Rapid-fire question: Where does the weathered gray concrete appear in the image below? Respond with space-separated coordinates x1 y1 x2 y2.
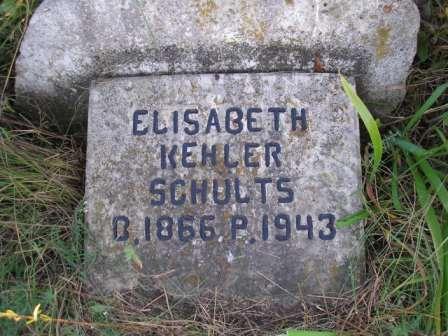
85 72 363 302
16 0 419 124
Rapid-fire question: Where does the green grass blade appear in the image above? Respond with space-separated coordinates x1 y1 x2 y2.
434 278 443 336
435 128 448 153
405 153 443 264
404 153 444 333
417 160 448 214
444 250 448 332
442 111 448 123
336 209 369 229
395 138 448 213
405 82 448 133
340 75 383 179
392 151 403 211
392 137 429 156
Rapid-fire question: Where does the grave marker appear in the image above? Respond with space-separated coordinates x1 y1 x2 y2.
86 72 363 302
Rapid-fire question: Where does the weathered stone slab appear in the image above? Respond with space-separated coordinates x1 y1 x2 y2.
16 0 419 124
85 72 363 303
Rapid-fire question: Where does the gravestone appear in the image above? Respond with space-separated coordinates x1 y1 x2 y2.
15 0 420 124
86 72 362 301
15 0 421 303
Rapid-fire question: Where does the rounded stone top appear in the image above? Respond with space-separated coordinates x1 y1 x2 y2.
15 0 419 124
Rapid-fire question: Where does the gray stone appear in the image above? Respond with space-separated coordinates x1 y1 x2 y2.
85 72 363 303
16 0 419 124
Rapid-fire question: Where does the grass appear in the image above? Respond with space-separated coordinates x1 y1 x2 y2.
340 75 383 181
0 0 448 335
0 117 84 335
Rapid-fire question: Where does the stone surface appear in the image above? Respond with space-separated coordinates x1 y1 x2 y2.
85 72 363 302
16 0 419 124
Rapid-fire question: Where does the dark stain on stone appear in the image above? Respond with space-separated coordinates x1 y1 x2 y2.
97 43 366 81
313 53 325 73
32 43 368 129
289 129 307 138
383 4 393 13
285 0 294 5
